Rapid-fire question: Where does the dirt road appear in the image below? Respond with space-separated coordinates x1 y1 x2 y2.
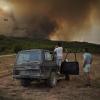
0 54 100 100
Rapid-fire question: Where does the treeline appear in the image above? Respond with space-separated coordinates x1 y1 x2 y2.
0 35 100 55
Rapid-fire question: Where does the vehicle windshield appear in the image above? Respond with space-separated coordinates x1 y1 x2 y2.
16 51 41 65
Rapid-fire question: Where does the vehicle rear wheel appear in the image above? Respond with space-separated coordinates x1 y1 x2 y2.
65 74 70 81
48 72 57 88
21 79 31 87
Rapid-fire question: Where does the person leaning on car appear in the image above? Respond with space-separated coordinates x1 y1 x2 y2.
54 42 63 71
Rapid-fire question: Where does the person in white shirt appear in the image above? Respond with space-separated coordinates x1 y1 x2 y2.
54 42 63 70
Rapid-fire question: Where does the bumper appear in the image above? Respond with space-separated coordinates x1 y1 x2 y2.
13 74 48 80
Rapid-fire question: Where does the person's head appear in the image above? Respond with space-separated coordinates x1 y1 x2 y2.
55 45 58 48
84 48 89 52
58 42 62 47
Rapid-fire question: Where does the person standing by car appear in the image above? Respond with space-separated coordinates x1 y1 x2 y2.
54 42 63 72
83 48 93 86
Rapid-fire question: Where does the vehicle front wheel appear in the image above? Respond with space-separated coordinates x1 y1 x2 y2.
20 79 31 87
65 74 70 81
48 72 57 88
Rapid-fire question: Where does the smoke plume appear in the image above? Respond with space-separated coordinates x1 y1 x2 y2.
0 0 100 43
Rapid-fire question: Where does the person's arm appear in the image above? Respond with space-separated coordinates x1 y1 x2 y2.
83 54 86 68
83 60 87 68
54 48 57 53
53 48 57 59
62 47 64 60
90 54 93 64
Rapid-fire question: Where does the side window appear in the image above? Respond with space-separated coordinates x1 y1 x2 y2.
45 52 52 61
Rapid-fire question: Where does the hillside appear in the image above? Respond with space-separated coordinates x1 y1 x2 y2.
0 35 100 55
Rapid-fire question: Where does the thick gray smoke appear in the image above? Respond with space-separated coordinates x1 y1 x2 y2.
0 0 100 43
23 15 58 39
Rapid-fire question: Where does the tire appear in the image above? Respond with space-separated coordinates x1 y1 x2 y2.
20 79 31 87
48 72 57 88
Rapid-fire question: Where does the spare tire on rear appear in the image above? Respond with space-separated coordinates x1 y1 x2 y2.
60 61 79 75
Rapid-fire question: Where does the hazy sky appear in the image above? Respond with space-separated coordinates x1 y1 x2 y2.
0 0 100 44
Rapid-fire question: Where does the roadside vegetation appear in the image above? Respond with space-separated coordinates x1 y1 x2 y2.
0 35 100 55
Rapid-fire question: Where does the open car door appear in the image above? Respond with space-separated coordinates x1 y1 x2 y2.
60 52 79 75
